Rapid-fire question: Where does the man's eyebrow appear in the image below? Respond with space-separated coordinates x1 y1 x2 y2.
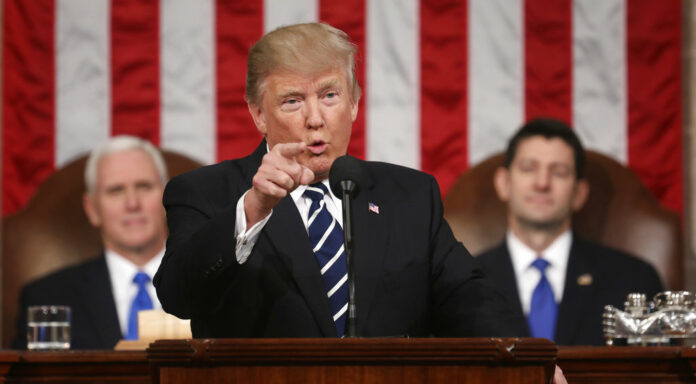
316 78 342 92
275 89 303 102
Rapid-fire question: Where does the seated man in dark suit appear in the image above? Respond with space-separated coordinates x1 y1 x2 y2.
14 135 169 349
154 22 527 340
476 118 664 346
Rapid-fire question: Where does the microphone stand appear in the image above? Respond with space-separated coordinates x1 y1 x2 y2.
339 180 357 338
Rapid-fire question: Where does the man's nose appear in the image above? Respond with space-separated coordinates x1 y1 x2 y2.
534 169 552 190
305 98 323 129
124 189 141 210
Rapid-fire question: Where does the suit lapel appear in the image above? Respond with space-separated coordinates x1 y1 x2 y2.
496 244 528 334
555 239 596 344
264 196 336 337
351 164 390 335
82 257 122 346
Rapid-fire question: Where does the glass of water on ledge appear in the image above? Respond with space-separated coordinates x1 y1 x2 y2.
27 305 70 350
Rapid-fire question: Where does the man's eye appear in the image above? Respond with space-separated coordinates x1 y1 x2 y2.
106 187 124 196
552 167 572 178
325 92 337 98
281 98 302 110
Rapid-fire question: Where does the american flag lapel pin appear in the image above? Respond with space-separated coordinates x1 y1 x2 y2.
368 202 380 214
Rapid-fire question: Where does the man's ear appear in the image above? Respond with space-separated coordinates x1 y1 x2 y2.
350 98 359 122
571 179 590 212
83 193 101 227
493 167 511 202
248 103 267 137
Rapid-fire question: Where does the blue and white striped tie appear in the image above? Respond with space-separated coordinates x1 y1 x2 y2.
304 183 348 337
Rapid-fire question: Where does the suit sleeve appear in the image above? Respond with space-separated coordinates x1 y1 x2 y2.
425 175 527 337
154 173 244 319
641 259 665 299
12 287 30 349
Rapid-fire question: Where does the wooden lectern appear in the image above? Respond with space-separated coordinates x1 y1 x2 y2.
147 338 557 384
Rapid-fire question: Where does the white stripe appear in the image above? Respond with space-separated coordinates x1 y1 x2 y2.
366 0 420 169
327 274 348 298
160 0 216 165
307 200 324 227
573 0 627 164
313 218 336 253
333 303 348 321
55 0 110 167
306 185 324 194
468 0 524 165
263 0 318 33
321 245 345 275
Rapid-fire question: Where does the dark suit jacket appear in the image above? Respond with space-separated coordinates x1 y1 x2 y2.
154 141 526 338
13 256 122 349
476 237 664 345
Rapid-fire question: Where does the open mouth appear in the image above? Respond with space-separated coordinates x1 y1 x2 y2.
308 140 327 154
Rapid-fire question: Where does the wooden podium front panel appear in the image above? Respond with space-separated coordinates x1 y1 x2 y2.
558 346 695 384
5 350 149 383
148 338 557 384
158 364 548 384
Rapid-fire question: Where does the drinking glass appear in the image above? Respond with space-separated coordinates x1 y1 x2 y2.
26 305 71 350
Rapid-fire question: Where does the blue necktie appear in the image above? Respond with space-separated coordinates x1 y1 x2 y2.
126 271 153 340
304 183 348 337
527 258 558 340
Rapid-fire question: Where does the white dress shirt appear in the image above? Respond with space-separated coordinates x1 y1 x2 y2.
507 230 571 315
105 248 164 336
234 179 342 264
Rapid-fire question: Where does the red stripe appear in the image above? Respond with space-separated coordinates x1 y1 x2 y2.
420 0 469 197
524 0 572 124
627 1 682 213
320 0 366 161
215 0 264 161
2 0 55 216
111 0 160 144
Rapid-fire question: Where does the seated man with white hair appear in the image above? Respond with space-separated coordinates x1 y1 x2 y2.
13 135 169 349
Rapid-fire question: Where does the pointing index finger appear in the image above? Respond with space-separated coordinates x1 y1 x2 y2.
274 142 307 159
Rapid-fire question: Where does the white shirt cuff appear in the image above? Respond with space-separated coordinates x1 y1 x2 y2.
234 190 272 264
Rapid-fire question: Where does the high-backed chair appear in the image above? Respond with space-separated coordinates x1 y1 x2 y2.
2 151 202 348
443 150 683 291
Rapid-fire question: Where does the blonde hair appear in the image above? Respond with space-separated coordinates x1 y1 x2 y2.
246 23 361 106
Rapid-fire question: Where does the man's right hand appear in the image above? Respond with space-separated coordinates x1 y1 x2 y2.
244 142 314 228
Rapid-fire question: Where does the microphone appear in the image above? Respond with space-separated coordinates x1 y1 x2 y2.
329 155 363 338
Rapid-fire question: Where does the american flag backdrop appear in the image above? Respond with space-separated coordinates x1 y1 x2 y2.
2 0 682 216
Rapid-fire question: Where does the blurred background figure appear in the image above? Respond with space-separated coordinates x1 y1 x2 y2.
475 118 663 346
13 136 168 349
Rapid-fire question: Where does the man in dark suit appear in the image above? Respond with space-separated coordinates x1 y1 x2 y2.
476 118 663 346
14 136 169 349
154 22 526 340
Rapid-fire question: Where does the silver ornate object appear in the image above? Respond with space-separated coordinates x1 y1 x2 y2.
603 291 696 346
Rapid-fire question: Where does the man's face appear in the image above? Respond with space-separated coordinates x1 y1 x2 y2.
494 136 588 231
248 68 358 182
83 149 167 256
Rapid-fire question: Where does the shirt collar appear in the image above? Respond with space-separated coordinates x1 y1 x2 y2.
105 247 165 280
290 179 336 204
507 229 572 274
